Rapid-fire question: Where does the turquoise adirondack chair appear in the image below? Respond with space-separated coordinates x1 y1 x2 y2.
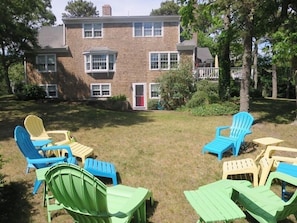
44 163 153 223
202 111 254 160
14 126 77 194
233 171 297 223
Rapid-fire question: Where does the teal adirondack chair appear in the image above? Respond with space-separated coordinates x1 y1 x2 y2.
202 111 254 160
233 171 297 223
44 163 153 223
14 126 77 194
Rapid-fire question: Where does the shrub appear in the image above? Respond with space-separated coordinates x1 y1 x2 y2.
14 83 46 100
186 80 219 108
148 99 159 110
107 94 127 102
190 102 239 116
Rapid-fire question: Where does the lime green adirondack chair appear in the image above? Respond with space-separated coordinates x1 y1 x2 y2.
233 171 297 223
44 163 153 223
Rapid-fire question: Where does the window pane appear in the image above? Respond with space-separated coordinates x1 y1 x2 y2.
154 22 162 36
48 85 57 97
84 24 92 37
109 54 114 70
101 84 110 95
160 53 168 69
151 84 160 98
47 55 56 71
144 22 152 36
98 55 107 69
91 85 101 96
92 55 100 69
150 53 159 69
134 22 142 36
93 23 102 37
170 53 178 69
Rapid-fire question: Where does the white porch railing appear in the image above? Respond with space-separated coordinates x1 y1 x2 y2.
194 67 245 80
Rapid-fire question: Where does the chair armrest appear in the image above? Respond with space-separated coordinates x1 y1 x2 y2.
42 145 73 157
27 156 66 165
31 136 52 141
264 146 297 158
265 171 297 188
216 126 230 136
118 188 150 215
46 130 71 141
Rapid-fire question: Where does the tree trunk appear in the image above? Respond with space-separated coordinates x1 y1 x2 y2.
253 40 258 89
218 9 231 101
272 64 277 98
240 30 252 112
1 47 13 94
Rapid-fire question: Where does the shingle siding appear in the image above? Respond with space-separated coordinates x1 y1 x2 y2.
26 16 195 109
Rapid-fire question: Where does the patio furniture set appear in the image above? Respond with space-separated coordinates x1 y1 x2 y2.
14 112 297 223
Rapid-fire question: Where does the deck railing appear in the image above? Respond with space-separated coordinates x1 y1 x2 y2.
194 67 246 80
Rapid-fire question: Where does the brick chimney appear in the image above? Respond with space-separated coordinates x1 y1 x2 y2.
102 4 112 16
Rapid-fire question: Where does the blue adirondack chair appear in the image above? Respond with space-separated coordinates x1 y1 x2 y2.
202 111 254 160
14 126 77 194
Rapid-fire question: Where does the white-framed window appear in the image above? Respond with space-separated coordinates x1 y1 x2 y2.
149 83 160 99
133 22 163 37
84 54 115 73
36 54 56 72
40 84 58 98
83 23 102 38
149 52 179 70
90 83 111 97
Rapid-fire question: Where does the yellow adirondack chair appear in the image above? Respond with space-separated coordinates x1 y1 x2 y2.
24 115 94 164
24 114 72 145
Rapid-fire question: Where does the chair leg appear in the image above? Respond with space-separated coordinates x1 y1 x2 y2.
33 179 43 194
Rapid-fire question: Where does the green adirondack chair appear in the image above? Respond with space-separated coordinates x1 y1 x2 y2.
233 171 297 223
44 163 153 223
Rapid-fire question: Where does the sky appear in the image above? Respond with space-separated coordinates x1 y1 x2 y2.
51 0 164 25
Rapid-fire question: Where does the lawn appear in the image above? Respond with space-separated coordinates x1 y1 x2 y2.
0 96 296 223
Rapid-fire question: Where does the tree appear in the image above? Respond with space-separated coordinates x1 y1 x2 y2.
63 0 99 18
0 0 55 94
179 0 290 112
150 0 180 15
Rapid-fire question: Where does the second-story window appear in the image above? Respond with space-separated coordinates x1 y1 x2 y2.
84 54 115 73
83 23 102 38
134 22 163 37
36 54 56 72
149 52 179 70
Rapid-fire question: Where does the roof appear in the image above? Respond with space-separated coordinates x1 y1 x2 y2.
37 26 68 52
176 39 196 51
196 47 213 63
83 47 117 54
62 15 180 24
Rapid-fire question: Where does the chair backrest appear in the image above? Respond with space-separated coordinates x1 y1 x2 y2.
14 126 47 169
230 112 254 139
45 163 110 223
24 115 50 139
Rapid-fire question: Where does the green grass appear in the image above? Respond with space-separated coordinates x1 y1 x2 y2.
0 95 296 223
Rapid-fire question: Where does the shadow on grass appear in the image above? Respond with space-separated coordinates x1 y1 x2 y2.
250 98 296 124
0 95 155 141
0 180 34 223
